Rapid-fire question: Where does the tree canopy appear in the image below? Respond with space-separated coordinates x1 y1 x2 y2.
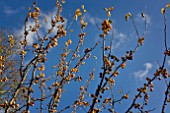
0 1 170 113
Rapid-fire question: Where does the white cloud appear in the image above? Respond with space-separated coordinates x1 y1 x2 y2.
3 6 24 15
145 14 151 24
134 63 152 80
84 13 127 51
4 7 18 14
16 8 66 45
111 30 127 50
136 13 151 25
16 21 38 45
168 60 170 66
84 13 102 25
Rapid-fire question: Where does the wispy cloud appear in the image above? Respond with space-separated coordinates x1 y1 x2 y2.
136 13 151 25
144 14 151 24
84 13 127 51
16 8 66 45
168 60 170 66
3 6 25 15
16 21 39 45
133 63 152 80
111 30 127 50
84 13 102 25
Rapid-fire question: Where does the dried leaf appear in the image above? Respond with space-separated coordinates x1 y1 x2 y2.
141 13 145 18
74 8 82 20
166 4 170 8
107 11 111 17
81 5 84 9
108 6 114 11
125 13 131 21
108 19 112 23
161 8 165 14
94 56 97 59
70 29 73 32
104 8 108 11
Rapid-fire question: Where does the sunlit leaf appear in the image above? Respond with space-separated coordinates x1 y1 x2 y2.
34 7 40 12
161 8 165 14
0 56 3 60
125 13 131 21
94 56 97 59
8 35 13 39
166 4 170 8
74 8 82 20
81 5 84 9
108 6 114 11
77 12 82 16
70 29 73 32
75 8 81 14
141 13 145 18
107 11 111 17
74 14 78 20
104 8 108 11
108 19 112 23
61 0 65 3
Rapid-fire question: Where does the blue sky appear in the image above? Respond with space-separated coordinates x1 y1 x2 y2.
0 0 170 113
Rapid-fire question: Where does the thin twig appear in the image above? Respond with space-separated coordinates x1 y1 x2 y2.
161 82 170 113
